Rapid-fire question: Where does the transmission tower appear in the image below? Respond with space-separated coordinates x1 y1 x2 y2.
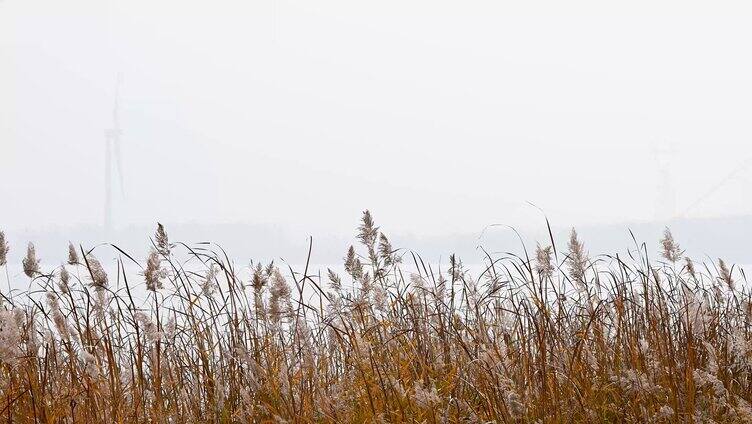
104 74 125 231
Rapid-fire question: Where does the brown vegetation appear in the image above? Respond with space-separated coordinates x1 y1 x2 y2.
1 213 751 423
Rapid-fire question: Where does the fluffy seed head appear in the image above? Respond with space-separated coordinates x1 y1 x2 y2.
202 264 218 297
535 243 554 279
0 230 8 266
155 223 170 256
0 309 22 364
660 228 682 263
85 255 108 290
718 259 734 290
22 242 40 278
251 263 267 292
144 249 164 291
344 246 363 279
685 257 696 279
135 312 161 344
378 233 399 267
58 266 71 294
357 210 379 249
269 268 291 323
567 229 588 287
327 268 342 292
67 243 79 265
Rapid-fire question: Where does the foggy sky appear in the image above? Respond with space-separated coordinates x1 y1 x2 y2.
3 0 752 237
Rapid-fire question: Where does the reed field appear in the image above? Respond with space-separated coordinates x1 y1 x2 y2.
1 211 751 423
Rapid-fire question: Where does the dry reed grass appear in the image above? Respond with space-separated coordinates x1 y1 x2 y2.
1 212 752 423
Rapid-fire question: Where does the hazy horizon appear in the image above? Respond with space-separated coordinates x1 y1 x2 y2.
4 0 752 237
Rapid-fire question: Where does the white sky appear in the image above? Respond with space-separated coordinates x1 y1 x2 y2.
2 0 752 236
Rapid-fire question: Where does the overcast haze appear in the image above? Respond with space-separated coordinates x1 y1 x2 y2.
3 0 752 238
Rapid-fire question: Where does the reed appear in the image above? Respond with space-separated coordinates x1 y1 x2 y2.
0 214 751 423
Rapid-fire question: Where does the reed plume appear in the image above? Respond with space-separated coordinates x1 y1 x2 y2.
22 242 40 278
566 228 587 289
0 230 8 266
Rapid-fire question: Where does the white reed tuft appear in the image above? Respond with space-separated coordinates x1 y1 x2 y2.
67 242 79 265
567 229 588 289
535 243 554 279
85 255 109 290
155 223 170 256
144 248 165 291
0 230 8 266
659 227 683 263
0 309 22 364
22 242 40 278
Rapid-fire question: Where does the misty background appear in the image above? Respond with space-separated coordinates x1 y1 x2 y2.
2 0 752 269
